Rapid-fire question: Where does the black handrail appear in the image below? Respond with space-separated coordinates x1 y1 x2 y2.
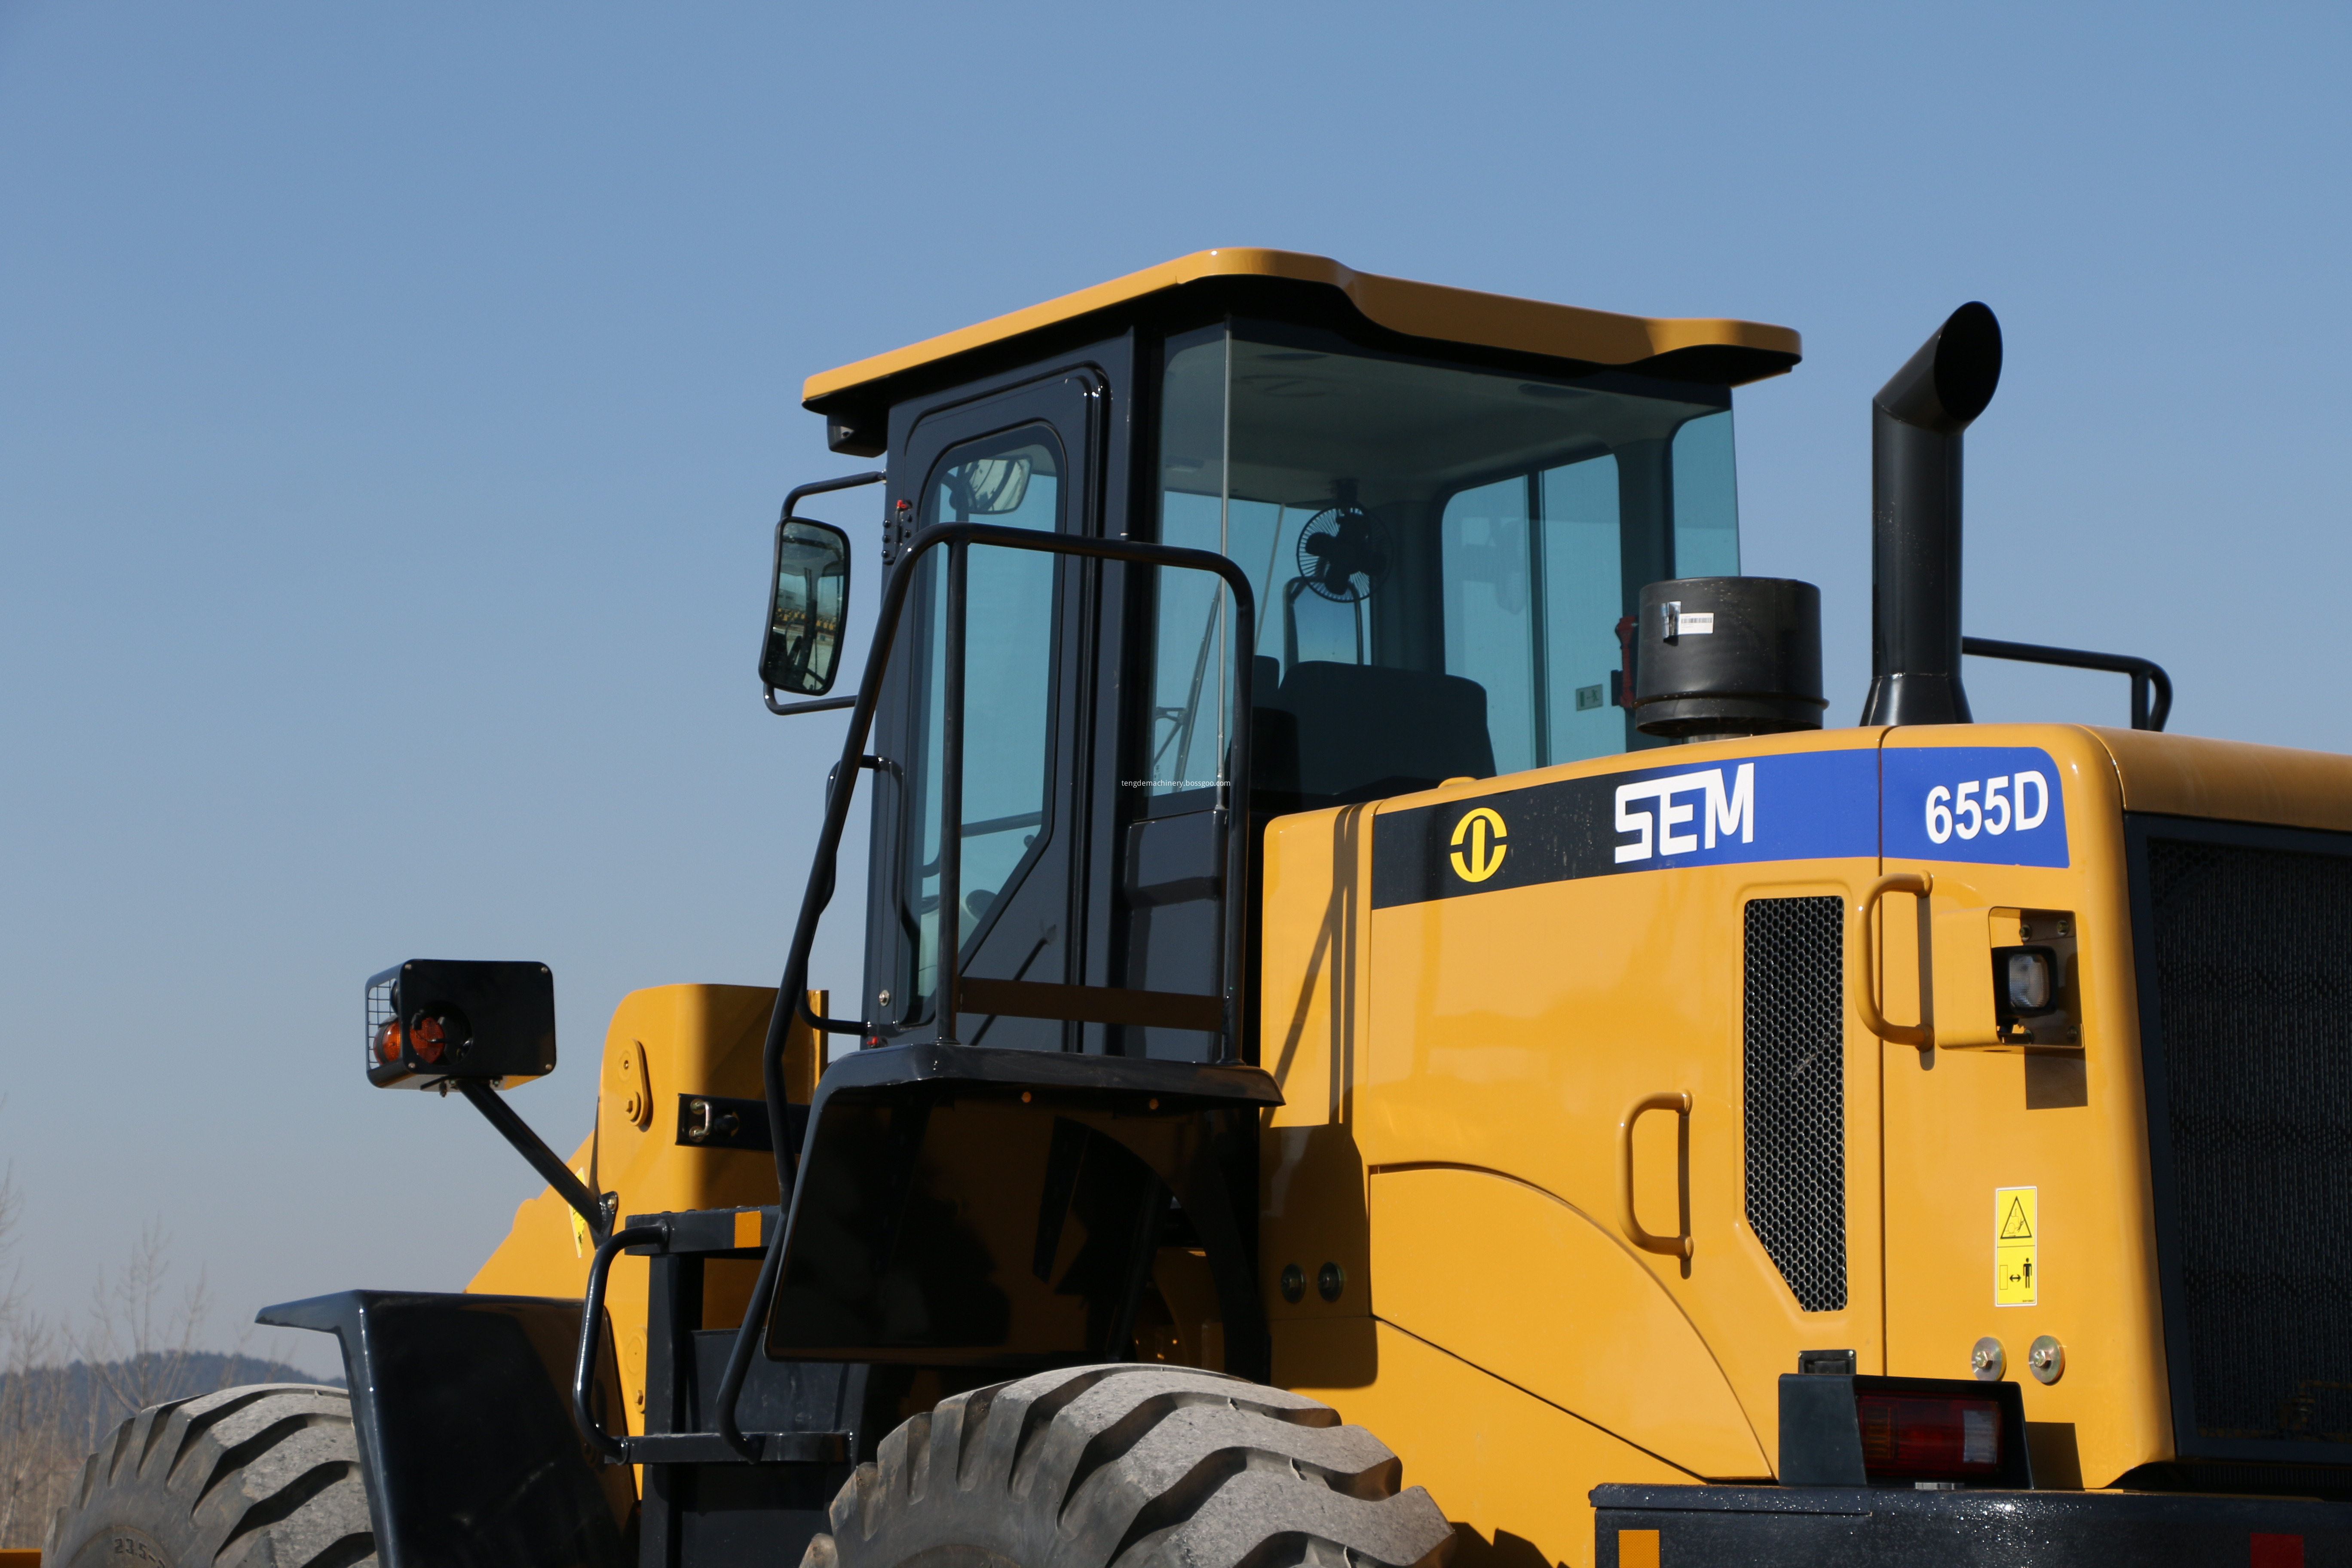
709 519 1258 1457
574 1223 663 1461
1962 636 2173 732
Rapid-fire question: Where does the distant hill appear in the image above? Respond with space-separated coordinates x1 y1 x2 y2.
0 1351 344 1447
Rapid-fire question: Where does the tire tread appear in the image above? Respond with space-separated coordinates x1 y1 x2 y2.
805 1364 1451 1568
43 1384 377 1568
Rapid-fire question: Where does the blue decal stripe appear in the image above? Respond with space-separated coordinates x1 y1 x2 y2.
1880 747 2071 869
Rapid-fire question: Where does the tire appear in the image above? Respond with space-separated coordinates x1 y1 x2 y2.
803 1363 1454 1568
44 1383 377 1568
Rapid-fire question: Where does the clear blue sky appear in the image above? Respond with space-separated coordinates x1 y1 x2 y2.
3 3 2345 1375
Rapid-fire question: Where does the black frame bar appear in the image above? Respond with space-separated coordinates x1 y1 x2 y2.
939 539 969 1040
1595 1481 2352 1566
1963 634 2173 731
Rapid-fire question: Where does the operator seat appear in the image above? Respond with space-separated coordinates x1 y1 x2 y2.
1272 660 1496 803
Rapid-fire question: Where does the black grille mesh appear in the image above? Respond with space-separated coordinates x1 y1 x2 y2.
2147 836 2352 1446
1743 895 1847 1312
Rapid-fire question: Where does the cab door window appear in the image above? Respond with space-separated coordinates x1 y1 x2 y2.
898 429 1064 1020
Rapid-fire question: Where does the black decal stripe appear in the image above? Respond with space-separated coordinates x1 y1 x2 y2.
1372 773 1632 910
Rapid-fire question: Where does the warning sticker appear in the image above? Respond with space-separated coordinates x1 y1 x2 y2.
1995 1187 2038 1306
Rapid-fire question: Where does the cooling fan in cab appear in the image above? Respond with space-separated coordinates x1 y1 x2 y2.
1295 506 1392 603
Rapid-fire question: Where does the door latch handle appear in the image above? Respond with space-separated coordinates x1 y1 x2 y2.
1619 1091 1693 1260
1855 871 1934 1046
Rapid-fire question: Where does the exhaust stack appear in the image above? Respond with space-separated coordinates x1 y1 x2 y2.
1859 303 2004 726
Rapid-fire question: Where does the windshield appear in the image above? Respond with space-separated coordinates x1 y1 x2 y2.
1148 324 1739 808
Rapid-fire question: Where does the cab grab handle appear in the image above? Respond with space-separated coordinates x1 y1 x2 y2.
1618 1091 1693 1260
1854 872 1933 1047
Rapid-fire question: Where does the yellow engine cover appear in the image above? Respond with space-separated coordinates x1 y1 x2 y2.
1257 722 2352 1566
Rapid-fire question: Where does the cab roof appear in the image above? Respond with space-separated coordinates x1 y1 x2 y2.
802 249 1802 454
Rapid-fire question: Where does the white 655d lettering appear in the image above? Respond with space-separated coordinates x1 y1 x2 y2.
1924 771 2049 844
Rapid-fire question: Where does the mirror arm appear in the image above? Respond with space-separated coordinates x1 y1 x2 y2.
782 469 885 521
763 691 857 717
453 1078 610 1246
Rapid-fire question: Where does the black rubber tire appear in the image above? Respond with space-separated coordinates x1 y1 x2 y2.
44 1383 377 1568
802 1363 1454 1568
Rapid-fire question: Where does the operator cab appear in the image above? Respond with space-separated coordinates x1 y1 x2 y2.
793 251 1801 1062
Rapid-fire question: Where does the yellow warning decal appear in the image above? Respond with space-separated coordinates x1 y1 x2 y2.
1995 1186 2038 1306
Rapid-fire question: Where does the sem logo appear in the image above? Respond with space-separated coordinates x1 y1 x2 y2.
1449 807 1509 882
1614 764 1754 864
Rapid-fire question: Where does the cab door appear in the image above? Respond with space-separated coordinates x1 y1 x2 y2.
864 370 1103 1049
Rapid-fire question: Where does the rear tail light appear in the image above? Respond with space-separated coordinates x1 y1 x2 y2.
1779 1370 2031 1488
1856 1394 2003 1481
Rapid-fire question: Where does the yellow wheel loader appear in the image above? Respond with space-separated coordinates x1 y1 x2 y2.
45 252 2352 1568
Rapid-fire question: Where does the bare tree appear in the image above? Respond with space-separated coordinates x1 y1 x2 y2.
73 1218 231 1423
0 1205 270 1548
0 1166 75 1549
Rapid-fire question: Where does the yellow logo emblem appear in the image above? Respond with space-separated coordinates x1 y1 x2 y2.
1449 807 1509 882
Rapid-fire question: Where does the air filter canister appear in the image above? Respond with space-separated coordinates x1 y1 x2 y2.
1633 577 1826 738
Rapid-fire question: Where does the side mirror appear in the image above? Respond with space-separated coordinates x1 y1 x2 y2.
366 959 557 1089
760 518 851 699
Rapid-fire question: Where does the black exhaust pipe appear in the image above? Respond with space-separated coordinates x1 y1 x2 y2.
1859 303 2003 726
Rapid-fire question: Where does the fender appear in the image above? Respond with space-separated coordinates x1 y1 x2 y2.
260 1289 635 1568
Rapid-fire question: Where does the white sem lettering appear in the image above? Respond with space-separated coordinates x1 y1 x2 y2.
1984 775 2010 834
1706 763 1755 847
1954 780 1982 839
1614 781 1657 863
1659 786 1699 854
1617 767 1747 861
1926 785 1953 844
2015 770 2049 830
